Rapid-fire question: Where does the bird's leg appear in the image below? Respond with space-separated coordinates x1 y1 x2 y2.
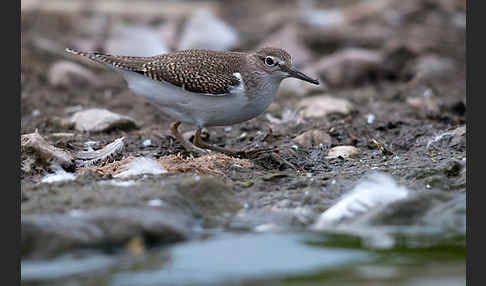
169 121 207 154
193 127 240 155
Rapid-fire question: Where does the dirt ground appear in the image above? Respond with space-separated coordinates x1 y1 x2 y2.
21 0 466 266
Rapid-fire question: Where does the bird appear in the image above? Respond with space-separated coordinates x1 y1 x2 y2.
65 47 319 154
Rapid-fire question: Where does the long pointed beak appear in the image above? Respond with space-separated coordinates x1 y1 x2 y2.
284 66 319 85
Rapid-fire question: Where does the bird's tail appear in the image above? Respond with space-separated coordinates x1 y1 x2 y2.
65 48 148 72
65 48 107 65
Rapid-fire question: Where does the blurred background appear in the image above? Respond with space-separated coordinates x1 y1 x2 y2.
21 1 466 285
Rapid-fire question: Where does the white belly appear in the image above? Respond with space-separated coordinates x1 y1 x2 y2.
120 71 277 127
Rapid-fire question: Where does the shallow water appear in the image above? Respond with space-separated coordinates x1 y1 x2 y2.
21 225 465 286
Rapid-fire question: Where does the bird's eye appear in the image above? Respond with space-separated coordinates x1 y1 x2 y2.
265 56 276 66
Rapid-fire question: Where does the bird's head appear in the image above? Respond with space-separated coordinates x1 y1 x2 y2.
250 47 319 85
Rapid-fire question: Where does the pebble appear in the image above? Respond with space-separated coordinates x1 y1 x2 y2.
367 114 376 124
105 24 168 57
142 139 152 147
178 9 238 51
257 24 313 67
304 48 383 87
48 61 102 88
297 95 353 118
64 108 138 132
406 96 440 114
114 157 167 179
325 146 360 159
277 77 326 97
293 129 332 148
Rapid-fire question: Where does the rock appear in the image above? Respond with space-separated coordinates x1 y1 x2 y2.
449 126 466 149
410 54 456 82
105 24 168 57
297 95 353 118
21 131 75 170
48 61 103 88
158 17 185 51
293 129 332 147
113 157 167 178
426 126 466 151
406 96 440 114
277 77 326 97
178 9 238 51
41 166 77 183
325 146 360 159
300 8 346 28
312 173 409 229
266 108 304 126
301 0 394 28
422 193 466 233
64 108 138 132
313 172 465 232
257 24 313 67
21 174 242 258
301 22 392 52
360 191 463 229
175 176 242 227
21 208 188 259
305 48 383 87
21 214 104 259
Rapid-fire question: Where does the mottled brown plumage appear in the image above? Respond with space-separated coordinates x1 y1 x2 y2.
65 46 319 155
66 48 246 94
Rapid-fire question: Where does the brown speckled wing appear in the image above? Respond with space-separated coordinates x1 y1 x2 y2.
141 50 244 95
67 48 244 95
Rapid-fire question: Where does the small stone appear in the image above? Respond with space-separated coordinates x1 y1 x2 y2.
21 208 187 259
406 96 440 114
305 48 383 87
325 146 360 159
366 114 376 124
293 129 332 147
65 108 138 132
301 8 346 28
297 95 353 118
41 166 77 184
277 77 326 97
142 139 152 147
178 9 238 51
410 54 456 82
257 24 313 67
48 61 103 88
237 180 254 188
157 17 184 51
105 24 168 57
113 157 167 179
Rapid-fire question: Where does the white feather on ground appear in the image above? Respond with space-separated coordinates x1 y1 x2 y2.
113 157 167 178
75 137 125 167
41 165 77 183
312 172 409 230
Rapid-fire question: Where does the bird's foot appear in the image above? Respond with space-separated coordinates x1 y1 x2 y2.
192 128 240 155
170 121 208 155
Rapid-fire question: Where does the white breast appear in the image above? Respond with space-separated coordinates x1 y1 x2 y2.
120 71 278 127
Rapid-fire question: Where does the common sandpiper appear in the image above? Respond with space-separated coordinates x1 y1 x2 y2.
66 47 319 154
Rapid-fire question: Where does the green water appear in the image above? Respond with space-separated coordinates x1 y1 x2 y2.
21 225 466 286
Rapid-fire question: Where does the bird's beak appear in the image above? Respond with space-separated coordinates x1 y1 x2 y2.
283 65 319 85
